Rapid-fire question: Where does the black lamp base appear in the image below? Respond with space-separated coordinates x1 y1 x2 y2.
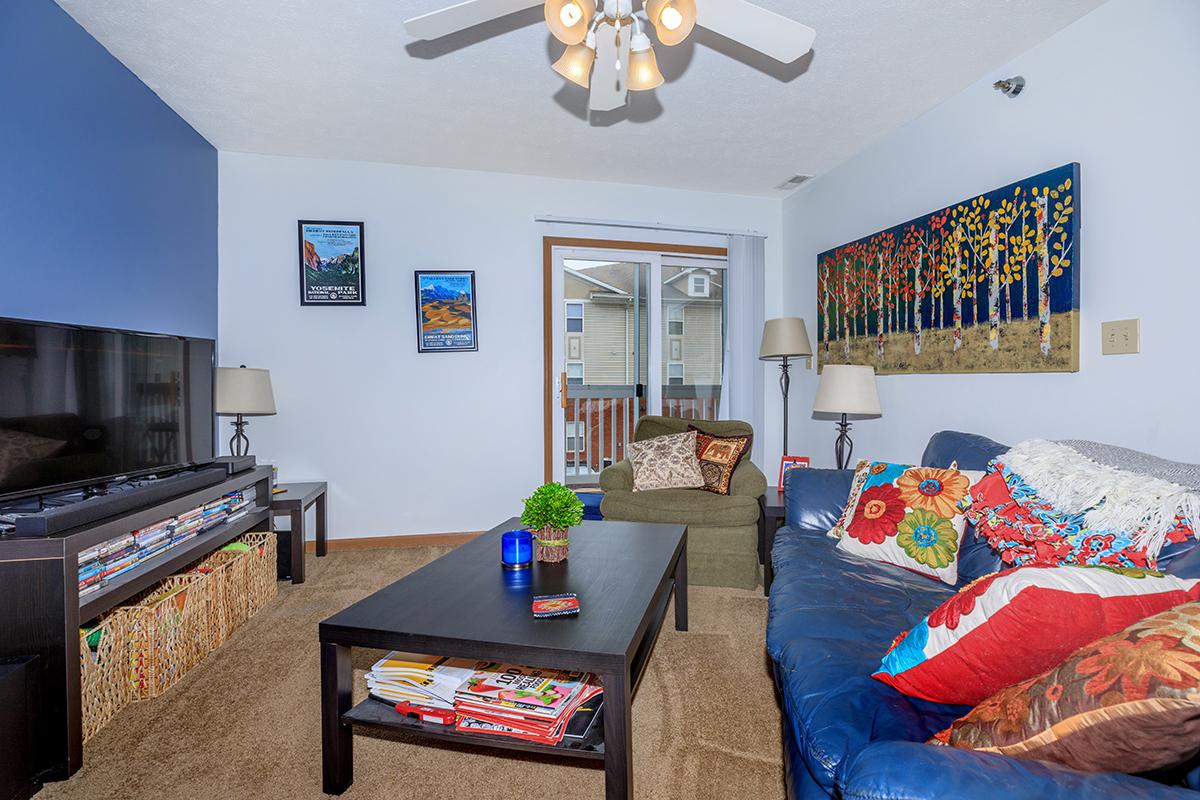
228 414 250 457
834 414 854 470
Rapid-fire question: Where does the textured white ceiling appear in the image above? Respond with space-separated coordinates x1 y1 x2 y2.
56 0 1105 196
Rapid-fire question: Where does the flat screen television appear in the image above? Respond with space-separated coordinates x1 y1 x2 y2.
0 317 215 501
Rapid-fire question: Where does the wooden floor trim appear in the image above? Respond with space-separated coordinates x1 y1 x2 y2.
304 531 482 553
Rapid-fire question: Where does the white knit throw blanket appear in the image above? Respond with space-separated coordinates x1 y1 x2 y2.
1001 439 1200 553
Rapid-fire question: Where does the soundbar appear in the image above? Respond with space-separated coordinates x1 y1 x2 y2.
12 467 229 538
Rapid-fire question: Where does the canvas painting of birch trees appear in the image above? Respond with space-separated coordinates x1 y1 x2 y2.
816 163 1080 375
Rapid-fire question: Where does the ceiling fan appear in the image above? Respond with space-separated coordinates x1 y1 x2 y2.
404 0 815 111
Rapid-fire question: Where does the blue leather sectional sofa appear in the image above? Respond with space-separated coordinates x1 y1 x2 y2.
767 430 1200 799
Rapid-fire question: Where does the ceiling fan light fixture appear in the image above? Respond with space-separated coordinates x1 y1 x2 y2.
627 32 663 91
545 0 596 44
645 0 695 45
552 39 596 87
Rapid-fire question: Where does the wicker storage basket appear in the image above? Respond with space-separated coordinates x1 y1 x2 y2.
194 549 250 643
80 609 131 741
237 531 278 613
126 574 209 700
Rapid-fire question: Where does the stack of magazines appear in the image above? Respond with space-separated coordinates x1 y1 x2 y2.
77 488 255 601
365 653 603 746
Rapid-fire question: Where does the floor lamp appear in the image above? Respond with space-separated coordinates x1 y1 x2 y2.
812 364 881 469
759 318 813 465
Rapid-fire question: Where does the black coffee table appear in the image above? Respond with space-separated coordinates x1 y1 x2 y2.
319 518 688 799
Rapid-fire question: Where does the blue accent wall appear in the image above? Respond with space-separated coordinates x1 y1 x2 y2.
0 0 217 339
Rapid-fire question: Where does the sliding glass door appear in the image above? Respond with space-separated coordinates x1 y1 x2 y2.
550 247 727 485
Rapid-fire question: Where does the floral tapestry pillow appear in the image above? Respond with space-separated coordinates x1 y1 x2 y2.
959 459 1195 570
874 564 1200 706
929 601 1200 774
834 461 972 585
627 431 705 492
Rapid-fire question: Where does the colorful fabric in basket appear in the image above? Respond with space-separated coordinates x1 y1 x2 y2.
959 460 1194 570
874 564 1200 706
929 601 1200 775
834 461 972 585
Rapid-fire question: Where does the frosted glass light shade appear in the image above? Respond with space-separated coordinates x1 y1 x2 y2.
645 0 696 45
553 43 595 87
627 43 664 91
545 0 595 45
759 317 813 360
215 367 277 416
813 365 880 419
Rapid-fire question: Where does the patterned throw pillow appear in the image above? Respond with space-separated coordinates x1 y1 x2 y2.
826 459 870 539
688 425 751 496
834 461 972 585
929 601 1200 774
959 460 1195 570
627 431 705 492
874 564 1200 706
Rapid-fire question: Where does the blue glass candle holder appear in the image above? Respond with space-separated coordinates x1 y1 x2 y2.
501 529 533 570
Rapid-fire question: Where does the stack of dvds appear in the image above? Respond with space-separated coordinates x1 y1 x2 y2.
78 534 138 599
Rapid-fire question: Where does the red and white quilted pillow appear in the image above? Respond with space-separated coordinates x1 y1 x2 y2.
872 564 1200 706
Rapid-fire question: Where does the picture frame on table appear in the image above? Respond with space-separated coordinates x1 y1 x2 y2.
778 455 810 489
298 220 366 306
415 270 479 353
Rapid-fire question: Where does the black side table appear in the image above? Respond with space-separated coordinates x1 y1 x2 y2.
758 487 786 595
271 481 328 584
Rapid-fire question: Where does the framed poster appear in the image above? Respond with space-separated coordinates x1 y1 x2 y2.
415 270 478 352
298 220 366 306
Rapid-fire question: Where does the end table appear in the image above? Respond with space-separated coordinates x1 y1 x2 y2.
758 486 786 595
271 482 328 584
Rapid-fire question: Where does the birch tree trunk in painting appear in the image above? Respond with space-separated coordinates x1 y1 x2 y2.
822 266 830 358
1022 214 1030 321
876 254 884 358
988 218 1000 350
842 261 850 360
953 229 963 353
1036 194 1051 356
914 251 923 355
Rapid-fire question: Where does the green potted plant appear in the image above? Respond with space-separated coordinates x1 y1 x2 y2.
521 483 584 562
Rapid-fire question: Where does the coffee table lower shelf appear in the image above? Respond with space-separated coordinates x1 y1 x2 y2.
342 699 605 760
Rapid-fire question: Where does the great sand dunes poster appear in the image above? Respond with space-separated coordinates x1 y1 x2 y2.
299 221 365 306
817 163 1079 374
415 270 478 352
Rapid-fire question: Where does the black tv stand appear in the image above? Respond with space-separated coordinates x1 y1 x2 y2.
0 465 274 793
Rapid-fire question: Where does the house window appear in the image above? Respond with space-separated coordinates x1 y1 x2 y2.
667 362 684 386
565 421 585 455
566 302 584 333
566 361 584 385
667 304 684 336
687 274 710 297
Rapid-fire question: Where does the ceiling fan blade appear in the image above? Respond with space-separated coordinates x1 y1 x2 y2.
588 21 630 111
404 0 544 39
696 0 815 63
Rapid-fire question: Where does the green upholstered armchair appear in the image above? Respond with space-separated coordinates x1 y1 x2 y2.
599 416 766 589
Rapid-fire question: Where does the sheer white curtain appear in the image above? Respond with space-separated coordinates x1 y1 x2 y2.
719 234 766 466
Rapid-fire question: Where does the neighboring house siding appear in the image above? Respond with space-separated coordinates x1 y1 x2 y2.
661 302 723 385
583 301 630 384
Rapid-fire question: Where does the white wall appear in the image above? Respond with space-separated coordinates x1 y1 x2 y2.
782 0 1200 467
219 152 783 539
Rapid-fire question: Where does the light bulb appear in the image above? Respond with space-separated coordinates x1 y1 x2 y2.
659 5 683 31
559 2 582 27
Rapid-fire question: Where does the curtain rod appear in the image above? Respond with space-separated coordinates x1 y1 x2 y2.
534 215 768 239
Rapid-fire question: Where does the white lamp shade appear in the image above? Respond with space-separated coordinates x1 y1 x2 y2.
759 317 813 360
813 364 881 419
215 367 277 416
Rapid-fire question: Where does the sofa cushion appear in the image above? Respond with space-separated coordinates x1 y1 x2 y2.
783 467 855 530
921 430 1008 471
767 526 966 795
599 487 760 526
874 565 1200 706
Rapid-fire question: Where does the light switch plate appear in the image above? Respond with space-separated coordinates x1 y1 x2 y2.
1101 319 1140 355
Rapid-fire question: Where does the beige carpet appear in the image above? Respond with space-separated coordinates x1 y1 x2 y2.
45 547 783 800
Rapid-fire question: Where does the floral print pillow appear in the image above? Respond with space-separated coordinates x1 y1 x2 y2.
834 461 972 585
929 600 1200 775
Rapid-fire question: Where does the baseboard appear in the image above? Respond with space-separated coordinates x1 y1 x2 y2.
304 531 481 553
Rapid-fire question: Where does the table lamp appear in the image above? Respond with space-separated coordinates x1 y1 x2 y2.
759 318 813 461
812 364 881 469
215 365 276 457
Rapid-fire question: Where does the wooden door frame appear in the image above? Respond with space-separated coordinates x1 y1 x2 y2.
542 237 728 481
